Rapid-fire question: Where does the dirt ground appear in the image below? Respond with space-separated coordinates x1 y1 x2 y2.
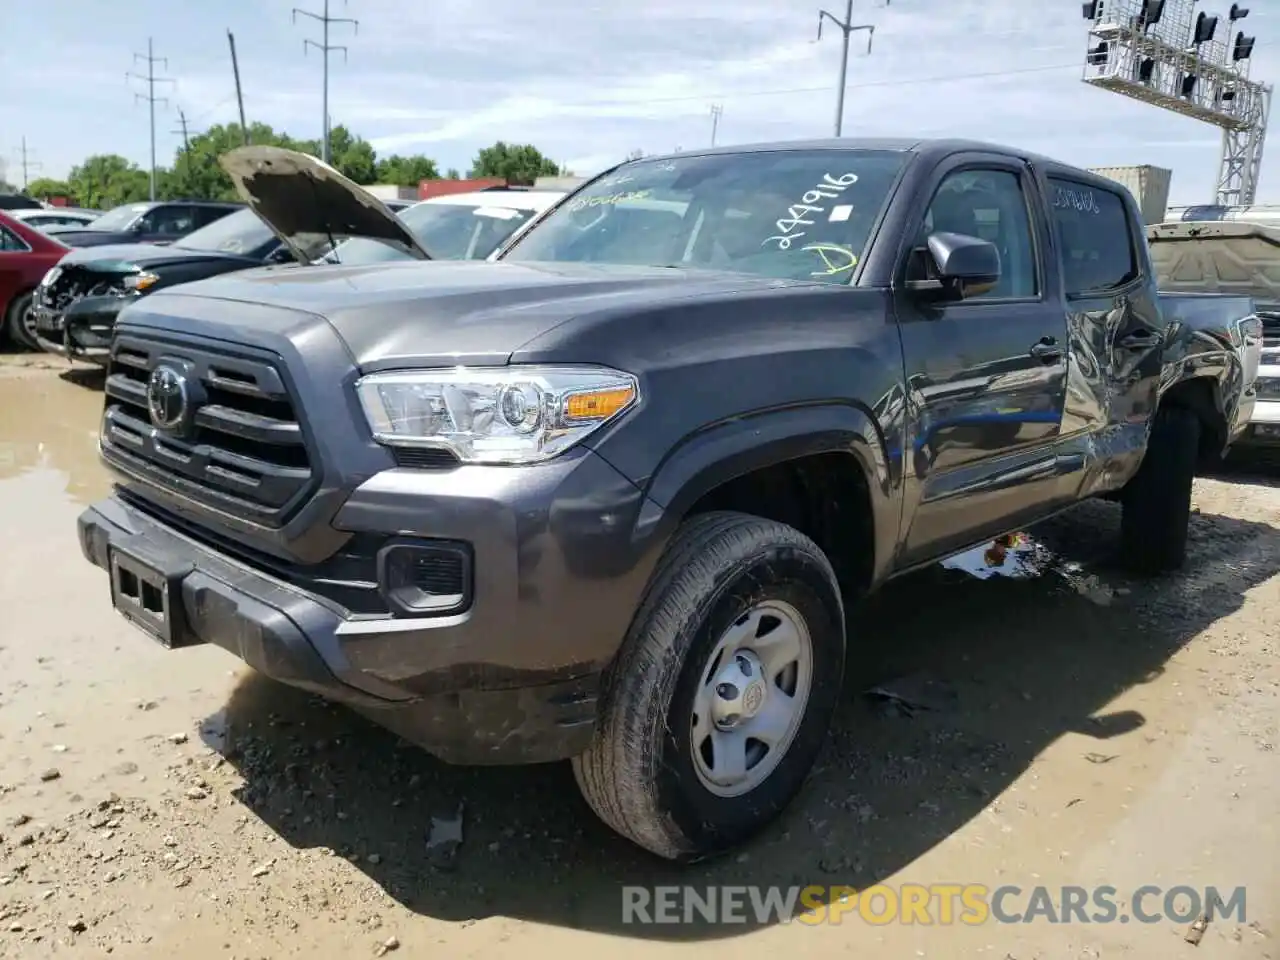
0 355 1276 960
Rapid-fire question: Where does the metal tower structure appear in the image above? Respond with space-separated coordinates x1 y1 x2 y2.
1081 0 1271 205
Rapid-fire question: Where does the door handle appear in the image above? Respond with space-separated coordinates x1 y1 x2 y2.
1029 339 1063 363
1117 331 1162 350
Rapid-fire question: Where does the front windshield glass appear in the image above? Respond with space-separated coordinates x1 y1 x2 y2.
176 208 276 255
502 149 908 283
328 201 536 264
87 203 149 232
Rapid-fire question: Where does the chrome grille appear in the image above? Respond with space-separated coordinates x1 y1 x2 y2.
101 335 316 526
1260 312 1280 351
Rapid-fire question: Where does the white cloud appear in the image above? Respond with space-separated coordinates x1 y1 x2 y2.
1 0 1275 201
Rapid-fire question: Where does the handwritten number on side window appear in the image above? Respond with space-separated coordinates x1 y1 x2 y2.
1052 185 1100 215
763 172 859 249
802 243 857 277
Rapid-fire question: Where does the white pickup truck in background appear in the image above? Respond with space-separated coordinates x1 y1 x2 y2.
1149 219 1276 449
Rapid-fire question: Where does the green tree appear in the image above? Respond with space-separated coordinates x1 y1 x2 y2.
468 142 560 184
293 125 378 184
444 168 461 180
326 125 377 184
168 122 311 201
375 154 440 187
24 177 73 200
67 155 151 209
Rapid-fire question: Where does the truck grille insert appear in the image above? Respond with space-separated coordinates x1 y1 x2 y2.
1260 312 1280 351
101 335 316 526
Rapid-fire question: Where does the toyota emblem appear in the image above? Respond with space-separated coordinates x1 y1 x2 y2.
146 365 189 431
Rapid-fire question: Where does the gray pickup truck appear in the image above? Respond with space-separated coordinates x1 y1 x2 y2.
77 140 1258 862
1149 219 1274 447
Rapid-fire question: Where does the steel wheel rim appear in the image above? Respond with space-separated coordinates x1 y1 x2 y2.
689 598 814 798
19 300 37 342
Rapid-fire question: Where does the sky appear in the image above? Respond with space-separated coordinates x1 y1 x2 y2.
1 0 1276 205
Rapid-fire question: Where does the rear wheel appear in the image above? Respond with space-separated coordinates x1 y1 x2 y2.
1119 405 1200 575
573 511 846 861
4 292 38 351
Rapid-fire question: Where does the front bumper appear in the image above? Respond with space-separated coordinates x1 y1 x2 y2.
32 296 122 364
77 486 622 765
1236 398 1280 445
1235 362 1280 446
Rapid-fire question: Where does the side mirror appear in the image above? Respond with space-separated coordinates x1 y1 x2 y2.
906 231 1001 301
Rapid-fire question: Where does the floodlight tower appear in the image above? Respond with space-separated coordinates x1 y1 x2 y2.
1081 0 1271 205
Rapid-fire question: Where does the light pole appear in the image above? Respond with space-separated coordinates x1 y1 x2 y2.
816 0 887 137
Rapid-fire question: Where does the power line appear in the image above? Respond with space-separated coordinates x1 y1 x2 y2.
293 0 358 164
128 37 176 202
567 62 1082 110
12 137 42 189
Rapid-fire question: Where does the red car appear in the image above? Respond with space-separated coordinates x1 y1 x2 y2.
1 211 70 350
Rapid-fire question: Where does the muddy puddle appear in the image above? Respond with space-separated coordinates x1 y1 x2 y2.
0 371 108 506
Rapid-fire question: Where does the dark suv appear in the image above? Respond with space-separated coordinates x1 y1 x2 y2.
43 200 242 248
76 142 1257 862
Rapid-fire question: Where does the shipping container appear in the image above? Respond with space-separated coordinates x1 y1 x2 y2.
362 184 419 202
534 176 589 191
1086 165 1173 225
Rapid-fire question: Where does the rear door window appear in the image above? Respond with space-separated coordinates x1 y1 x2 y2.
1047 178 1139 295
0 225 30 251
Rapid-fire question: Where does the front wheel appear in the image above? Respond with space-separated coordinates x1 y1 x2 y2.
4 292 38 351
572 511 846 861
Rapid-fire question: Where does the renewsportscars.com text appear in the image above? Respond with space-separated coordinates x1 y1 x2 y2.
621 884 1247 926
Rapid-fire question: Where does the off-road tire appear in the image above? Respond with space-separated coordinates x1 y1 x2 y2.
572 511 845 861
1120 405 1200 575
3 292 37 351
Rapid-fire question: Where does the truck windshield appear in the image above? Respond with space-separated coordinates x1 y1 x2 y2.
328 201 537 264
175 208 276 256
500 149 908 284
86 204 149 232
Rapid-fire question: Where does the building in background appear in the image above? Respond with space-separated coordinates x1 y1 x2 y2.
1087 165 1173 225
416 177 507 200
362 184 420 203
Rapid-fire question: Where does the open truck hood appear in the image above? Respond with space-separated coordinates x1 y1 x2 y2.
1147 220 1280 313
218 146 431 265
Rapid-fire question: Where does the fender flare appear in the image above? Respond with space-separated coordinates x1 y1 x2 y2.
632 402 898 583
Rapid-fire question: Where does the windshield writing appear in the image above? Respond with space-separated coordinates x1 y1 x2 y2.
88 204 148 232
501 150 907 283
175 208 276 256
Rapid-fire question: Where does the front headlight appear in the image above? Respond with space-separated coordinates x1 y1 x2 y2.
355 365 639 465
123 272 159 292
40 266 62 288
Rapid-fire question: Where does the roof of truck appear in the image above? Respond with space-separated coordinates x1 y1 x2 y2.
631 137 1072 170
616 138 1118 194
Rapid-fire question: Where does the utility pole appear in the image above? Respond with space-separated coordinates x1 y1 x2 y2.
709 104 723 146
227 31 250 146
292 0 358 164
13 137 41 189
127 37 175 201
816 0 887 137
171 109 195 191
